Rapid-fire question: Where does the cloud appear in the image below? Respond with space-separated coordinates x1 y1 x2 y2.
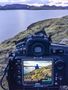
0 0 48 6
0 0 68 6
0 0 8 2
10 0 48 4
48 0 68 6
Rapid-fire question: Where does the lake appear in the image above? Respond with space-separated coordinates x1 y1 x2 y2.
0 10 68 43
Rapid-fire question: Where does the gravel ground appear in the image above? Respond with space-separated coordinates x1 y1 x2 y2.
0 87 3 90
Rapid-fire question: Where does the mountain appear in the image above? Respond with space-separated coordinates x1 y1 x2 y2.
29 5 68 10
0 4 68 10
0 15 68 89
39 5 68 10
0 4 30 10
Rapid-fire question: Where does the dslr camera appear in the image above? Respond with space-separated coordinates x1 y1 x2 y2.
7 30 68 90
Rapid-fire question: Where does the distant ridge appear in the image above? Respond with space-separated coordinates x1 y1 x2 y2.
0 4 68 10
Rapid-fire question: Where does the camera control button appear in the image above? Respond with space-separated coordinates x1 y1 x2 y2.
17 60 21 63
55 82 58 85
18 70 21 73
15 62 18 65
17 76 21 79
55 73 58 76
55 77 58 80
59 78 62 81
59 76 63 81
17 80 21 84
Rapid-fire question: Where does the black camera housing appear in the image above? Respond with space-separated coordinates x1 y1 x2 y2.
7 31 68 90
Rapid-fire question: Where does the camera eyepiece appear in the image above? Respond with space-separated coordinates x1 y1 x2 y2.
26 35 50 57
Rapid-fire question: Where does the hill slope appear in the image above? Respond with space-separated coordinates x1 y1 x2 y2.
0 15 68 50
0 15 68 78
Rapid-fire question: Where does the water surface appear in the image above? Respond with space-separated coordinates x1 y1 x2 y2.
0 10 68 42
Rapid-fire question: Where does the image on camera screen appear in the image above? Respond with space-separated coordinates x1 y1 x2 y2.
23 61 52 85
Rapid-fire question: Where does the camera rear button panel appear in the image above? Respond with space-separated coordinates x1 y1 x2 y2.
54 60 65 85
15 59 22 85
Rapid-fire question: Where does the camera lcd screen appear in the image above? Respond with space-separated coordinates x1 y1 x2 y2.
23 60 52 85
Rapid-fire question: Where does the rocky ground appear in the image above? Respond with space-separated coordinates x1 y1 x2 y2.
0 15 68 90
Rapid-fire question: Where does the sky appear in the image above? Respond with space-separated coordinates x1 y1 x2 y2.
24 61 52 66
0 0 68 6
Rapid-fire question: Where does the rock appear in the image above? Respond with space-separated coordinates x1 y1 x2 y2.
60 38 68 45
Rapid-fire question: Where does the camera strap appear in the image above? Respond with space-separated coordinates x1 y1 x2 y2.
0 63 9 90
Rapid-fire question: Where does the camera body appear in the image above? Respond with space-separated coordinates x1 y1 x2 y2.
7 31 68 90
